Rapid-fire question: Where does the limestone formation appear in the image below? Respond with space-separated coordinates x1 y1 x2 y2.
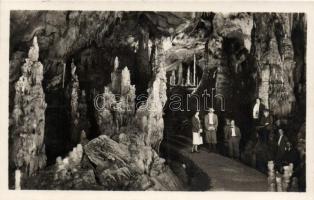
10 36 47 178
70 60 81 144
110 56 122 94
253 13 296 117
22 143 101 190
90 50 181 190
170 71 176 86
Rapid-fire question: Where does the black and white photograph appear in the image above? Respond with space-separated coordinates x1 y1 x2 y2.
1 1 312 197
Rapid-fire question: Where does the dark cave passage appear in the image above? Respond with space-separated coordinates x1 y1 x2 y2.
44 89 72 165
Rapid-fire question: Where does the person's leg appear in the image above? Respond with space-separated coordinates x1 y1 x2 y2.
228 139 233 158
234 138 240 159
205 131 211 152
195 145 199 152
212 130 217 152
208 130 213 152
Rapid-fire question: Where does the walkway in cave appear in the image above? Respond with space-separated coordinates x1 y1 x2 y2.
162 134 268 191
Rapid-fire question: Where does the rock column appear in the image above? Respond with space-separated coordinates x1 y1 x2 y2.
10 36 47 177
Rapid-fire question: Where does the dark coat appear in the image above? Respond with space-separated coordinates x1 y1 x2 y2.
192 116 201 132
224 126 241 141
260 114 273 128
276 135 289 158
282 148 300 166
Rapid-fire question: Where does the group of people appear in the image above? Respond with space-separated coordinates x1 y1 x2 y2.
252 98 299 173
191 98 299 170
191 108 241 160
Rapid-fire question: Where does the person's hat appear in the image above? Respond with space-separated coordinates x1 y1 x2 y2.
209 108 215 112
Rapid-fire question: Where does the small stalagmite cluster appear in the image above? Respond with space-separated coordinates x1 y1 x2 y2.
10 36 47 178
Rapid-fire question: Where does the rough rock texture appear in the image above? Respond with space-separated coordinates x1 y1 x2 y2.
252 13 296 116
22 143 102 190
9 37 47 177
86 54 182 190
67 62 91 146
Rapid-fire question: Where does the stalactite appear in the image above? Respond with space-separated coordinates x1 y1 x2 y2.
10 36 47 177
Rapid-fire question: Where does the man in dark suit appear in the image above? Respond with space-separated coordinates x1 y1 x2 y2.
258 109 273 143
224 119 241 159
275 129 289 169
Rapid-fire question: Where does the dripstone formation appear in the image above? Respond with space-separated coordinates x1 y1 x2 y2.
10 36 47 178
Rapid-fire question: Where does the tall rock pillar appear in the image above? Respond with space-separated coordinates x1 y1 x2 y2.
10 36 47 177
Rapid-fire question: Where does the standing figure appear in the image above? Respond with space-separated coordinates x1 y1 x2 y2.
259 109 273 143
282 142 299 168
252 98 265 126
204 108 218 152
275 129 289 169
224 119 241 159
223 117 231 155
191 111 202 153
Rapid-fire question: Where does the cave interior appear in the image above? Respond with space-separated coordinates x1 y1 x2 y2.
9 11 306 191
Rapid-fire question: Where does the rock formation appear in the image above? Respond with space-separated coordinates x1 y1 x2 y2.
20 52 179 190
86 52 180 190
253 13 296 116
9 36 47 177
70 60 81 144
22 143 101 190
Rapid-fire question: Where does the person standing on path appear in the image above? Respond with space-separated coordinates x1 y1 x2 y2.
191 111 202 153
224 119 241 159
204 108 218 152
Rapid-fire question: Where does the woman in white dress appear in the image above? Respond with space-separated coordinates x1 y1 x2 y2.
191 111 203 153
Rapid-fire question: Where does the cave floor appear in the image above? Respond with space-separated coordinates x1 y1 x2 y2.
164 135 268 191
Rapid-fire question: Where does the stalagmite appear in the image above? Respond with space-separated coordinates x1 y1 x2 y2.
15 169 21 190
186 66 191 86
177 63 183 85
121 66 131 95
111 56 122 94
170 71 176 86
10 36 47 177
114 56 119 70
